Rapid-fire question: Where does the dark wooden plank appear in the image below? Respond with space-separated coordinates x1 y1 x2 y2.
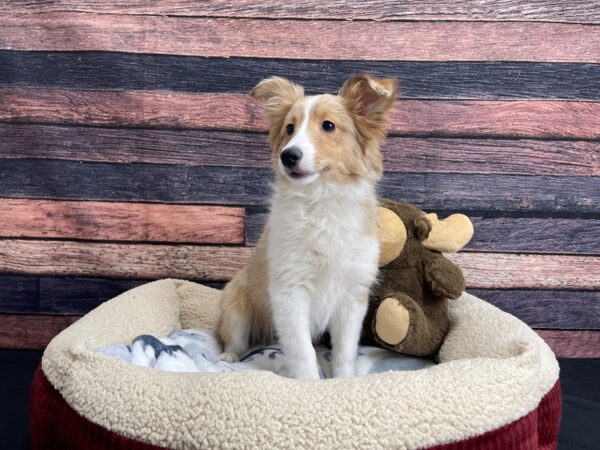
448 253 600 290
0 314 80 349
2 14 600 62
469 289 600 330
378 173 600 214
2 159 600 213
0 239 253 280
246 209 600 254
0 275 224 315
1 275 597 329
0 160 272 206
245 207 268 246
38 277 224 314
3 51 600 100
536 330 600 358
468 216 600 254
0 276 39 314
38 277 145 314
3 88 600 139
0 199 244 244
3 1 600 23
4 124 599 177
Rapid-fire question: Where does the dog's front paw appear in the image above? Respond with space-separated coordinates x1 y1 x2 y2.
282 360 320 380
219 352 240 363
332 361 355 378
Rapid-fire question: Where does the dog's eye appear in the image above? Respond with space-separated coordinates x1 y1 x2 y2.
286 123 295 135
322 121 335 132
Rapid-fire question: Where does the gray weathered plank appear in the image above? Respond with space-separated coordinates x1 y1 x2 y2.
246 209 600 254
2 159 600 213
3 51 600 100
2 124 599 177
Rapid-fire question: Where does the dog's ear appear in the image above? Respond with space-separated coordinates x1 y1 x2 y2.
251 77 304 147
339 74 398 177
251 77 303 102
339 73 398 140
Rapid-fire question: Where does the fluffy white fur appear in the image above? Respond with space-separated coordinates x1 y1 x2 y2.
267 176 379 378
219 74 397 379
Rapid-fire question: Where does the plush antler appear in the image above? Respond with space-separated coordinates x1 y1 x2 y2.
421 213 474 253
376 207 407 266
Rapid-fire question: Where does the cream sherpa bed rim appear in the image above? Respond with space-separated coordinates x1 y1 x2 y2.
42 279 559 450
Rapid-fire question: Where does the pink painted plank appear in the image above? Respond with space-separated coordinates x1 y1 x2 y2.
537 330 600 358
0 199 244 244
2 88 600 139
2 1 599 24
1 14 600 62
449 253 600 290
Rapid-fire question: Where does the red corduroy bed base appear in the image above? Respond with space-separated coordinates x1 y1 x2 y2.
30 365 561 450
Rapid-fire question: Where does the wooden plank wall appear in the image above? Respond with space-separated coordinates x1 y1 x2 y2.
0 1 599 357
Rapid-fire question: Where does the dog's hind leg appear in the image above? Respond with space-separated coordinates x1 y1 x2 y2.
218 269 252 362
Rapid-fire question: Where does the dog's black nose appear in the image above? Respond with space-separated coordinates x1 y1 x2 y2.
280 147 303 168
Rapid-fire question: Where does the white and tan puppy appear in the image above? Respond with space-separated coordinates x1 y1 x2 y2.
219 74 398 379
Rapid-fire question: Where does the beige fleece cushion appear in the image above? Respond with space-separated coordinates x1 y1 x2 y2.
42 279 559 450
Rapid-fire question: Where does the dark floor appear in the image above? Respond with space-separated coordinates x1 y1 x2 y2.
0 350 598 450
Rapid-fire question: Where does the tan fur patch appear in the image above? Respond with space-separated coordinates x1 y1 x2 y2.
251 77 304 158
308 95 372 183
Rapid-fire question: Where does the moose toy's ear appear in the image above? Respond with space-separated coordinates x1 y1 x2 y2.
339 73 398 121
376 207 407 267
421 213 474 253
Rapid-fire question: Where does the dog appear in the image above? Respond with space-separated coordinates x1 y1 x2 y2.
218 74 398 379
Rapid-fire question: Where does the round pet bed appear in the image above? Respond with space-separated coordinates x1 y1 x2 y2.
31 279 561 449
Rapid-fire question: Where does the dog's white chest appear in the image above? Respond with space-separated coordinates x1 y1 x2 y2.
267 183 380 336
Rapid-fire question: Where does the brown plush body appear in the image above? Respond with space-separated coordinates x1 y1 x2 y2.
362 200 473 356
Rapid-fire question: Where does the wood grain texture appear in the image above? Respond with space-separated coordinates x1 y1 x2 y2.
245 209 600 254
449 253 600 290
536 330 600 358
3 51 600 100
0 276 39 314
1 274 596 329
38 277 145 315
0 88 263 131
467 216 600 254
469 289 600 330
3 88 600 139
0 239 598 289
3 124 599 177
0 199 244 244
2 14 600 62
0 315 597 353
3 1 600 23
0 239 253 280
0 314 79 349
378 173 600 214
2 160 600 212
392 100 600 139
0 160 272 206
0 275 224 315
